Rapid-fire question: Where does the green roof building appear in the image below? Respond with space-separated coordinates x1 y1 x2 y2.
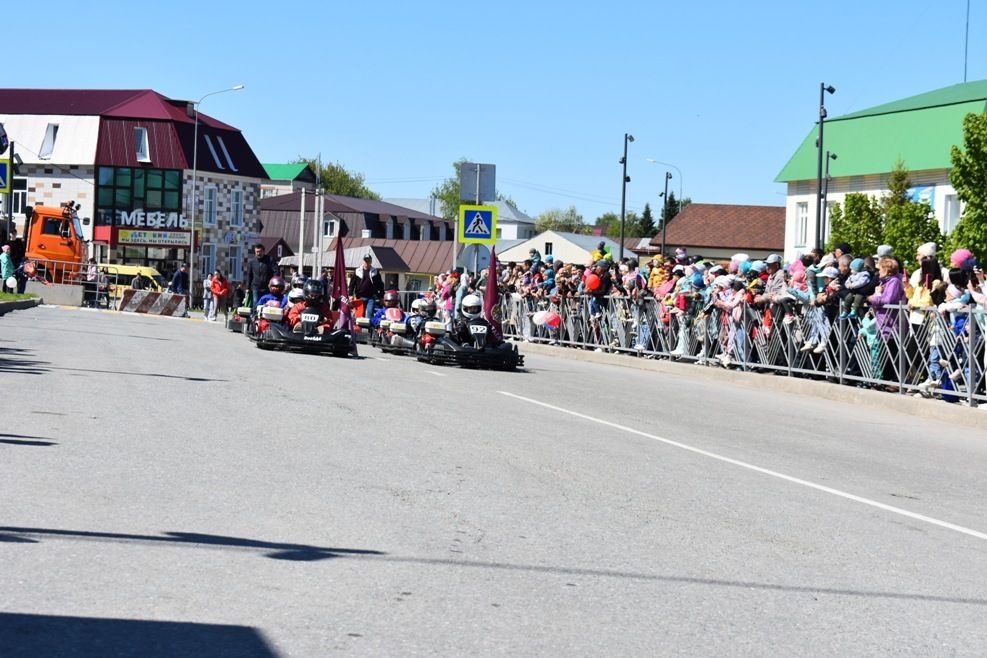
260 162 317 199
776 80 987 259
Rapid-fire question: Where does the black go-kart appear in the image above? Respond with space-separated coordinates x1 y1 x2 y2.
228 306 252 333
246 305 353 356
415 319 523 370
375 314 425 356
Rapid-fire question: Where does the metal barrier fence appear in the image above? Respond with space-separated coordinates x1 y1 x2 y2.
500 294 986 407
16 258 170 309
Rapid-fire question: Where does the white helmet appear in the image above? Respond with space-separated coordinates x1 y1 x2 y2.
410 298 422 313
461 294 482 319
287 288 305 305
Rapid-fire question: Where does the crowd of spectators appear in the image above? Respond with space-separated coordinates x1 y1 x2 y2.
489 240 986 404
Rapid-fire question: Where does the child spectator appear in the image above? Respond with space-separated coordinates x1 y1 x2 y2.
840 258 871 319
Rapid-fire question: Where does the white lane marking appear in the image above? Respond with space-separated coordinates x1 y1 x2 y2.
425 370 447 377
499 391 987 543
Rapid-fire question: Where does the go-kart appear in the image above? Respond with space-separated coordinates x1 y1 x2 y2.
415 319 523 370
247 305 353 356
228 306 252 333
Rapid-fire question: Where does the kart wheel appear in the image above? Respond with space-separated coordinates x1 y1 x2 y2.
257 342 275 351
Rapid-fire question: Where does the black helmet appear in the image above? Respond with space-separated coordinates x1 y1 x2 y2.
291 274 307 289
303 279 324 301
268 276 286 294
419 298 437 316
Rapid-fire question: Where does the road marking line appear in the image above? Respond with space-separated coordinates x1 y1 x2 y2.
499 391 987 543
425 370 447 377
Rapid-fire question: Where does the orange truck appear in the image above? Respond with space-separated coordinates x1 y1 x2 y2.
22 201 87 283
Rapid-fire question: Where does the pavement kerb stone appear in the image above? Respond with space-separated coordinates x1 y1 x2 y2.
513 340 987 431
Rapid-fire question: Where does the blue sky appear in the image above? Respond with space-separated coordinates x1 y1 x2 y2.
7 0 983 220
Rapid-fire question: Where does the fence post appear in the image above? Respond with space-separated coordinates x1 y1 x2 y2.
967 307 977 408
898 303 905 395
838 313 845 386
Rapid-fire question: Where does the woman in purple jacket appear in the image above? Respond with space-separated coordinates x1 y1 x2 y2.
867 257 905 382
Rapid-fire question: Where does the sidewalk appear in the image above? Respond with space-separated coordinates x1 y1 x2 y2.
515 341 987 431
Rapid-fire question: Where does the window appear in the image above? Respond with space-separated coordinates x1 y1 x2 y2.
39 123 59 159
276 244 283 258
42 218 63 235
8 178 26 215
385 219 394 240
95 165 182 222
204 188 217 226
261 188 275 198
943 194 962 234
200 243 216 278
230 189 244 227
544 242 553 256
439 223 447 241
134 127 150 162
403 221 411 240
227 245 243 281
795 202 808 247
323 219 336 238
420 223 429 241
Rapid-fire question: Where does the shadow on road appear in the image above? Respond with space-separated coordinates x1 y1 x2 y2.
0 527 384 562
0 434 58 447
0 612 278 658
48 367 228 383
1 525 983 606
0 347 49 375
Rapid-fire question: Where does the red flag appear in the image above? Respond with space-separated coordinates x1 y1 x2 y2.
483 246 502 340
331 239 358 355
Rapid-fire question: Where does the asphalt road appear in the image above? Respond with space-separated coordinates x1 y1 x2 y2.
2 306 987 657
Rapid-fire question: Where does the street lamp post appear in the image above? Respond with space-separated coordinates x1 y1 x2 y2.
645 158 682 205
660 171 673 256
619 133 634 261
189 84 244 311
814 82 836 250
821 151 837 247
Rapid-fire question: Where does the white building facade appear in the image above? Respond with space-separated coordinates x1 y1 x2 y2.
776 80 983 261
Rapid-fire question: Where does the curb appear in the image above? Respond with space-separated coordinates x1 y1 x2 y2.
0 298 41 316
513 340 987 431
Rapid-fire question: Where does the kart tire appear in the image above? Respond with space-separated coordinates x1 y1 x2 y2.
257 343 275 351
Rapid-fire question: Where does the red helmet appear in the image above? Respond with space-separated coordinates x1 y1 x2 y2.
383 290 400 308
268 276 286 294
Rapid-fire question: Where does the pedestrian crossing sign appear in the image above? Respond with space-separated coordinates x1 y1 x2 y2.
0 159 10 193
458 204 497 245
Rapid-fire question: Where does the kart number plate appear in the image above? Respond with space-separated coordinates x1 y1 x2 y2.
469 325 488 334
301 313 319 323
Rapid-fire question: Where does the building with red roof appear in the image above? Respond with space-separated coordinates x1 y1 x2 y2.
0 88 265 282
648 203 785 261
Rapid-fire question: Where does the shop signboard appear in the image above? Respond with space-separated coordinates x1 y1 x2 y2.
117 229 192 248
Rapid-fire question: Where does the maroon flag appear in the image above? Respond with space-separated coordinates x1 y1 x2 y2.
483 246 502 340
331 238 358 355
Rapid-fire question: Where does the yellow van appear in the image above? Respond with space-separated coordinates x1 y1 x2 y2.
100 265 166 302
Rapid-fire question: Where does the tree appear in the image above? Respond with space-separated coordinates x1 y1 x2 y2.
880 160 942 270
947 112 987 260
827 193 883 256
661 192 681 226
637 203 656 237
535 206 590 234
294 158 380 200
